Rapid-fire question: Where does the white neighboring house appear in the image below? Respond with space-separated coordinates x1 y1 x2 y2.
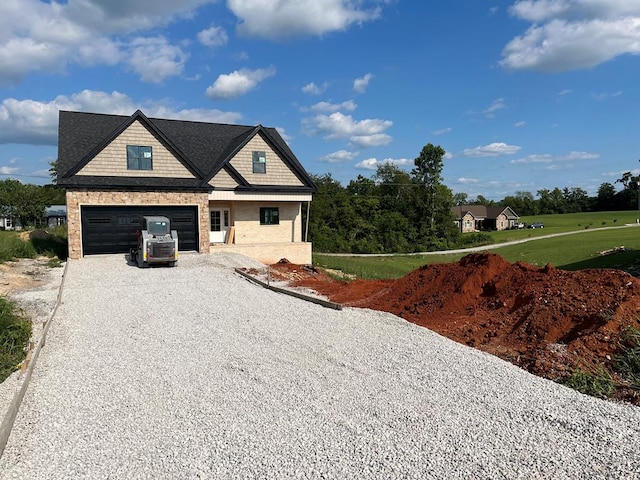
0 205 67 231
0 215 22 231
46 205 67 228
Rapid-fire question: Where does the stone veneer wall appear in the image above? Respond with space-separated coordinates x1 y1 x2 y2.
66 190 210 259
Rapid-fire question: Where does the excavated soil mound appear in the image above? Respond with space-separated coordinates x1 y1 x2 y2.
269 253 640 402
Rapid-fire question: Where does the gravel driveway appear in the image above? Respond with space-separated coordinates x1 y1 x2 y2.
1 253 639 479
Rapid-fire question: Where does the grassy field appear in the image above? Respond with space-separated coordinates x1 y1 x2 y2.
489 211 640 243
314 212 640 280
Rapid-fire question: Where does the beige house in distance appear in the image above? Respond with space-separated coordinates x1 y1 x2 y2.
452 205 520 232
57 110 316 264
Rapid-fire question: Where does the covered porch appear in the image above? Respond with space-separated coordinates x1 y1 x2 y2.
207 191 313 265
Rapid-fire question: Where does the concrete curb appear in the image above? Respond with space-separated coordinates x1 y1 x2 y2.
234 268 343 310
0 260 70 459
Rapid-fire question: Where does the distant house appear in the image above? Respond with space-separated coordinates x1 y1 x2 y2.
0 216 21 231
452 205 520 232
0 205 66 230
45 205 67 228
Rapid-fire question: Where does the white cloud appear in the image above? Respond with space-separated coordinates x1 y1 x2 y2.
592 90 623 101
483 98 507 118
560 150 600 160
355 157 411 170
350 133 392 148
433 127 452 135
301 82 328 95
197 25 229 48
510 150 599 164
0 89 241 145
126 37 188 83
510 154 554 164
514 120 526 127
502 1 640 72
227 0 383 40
319 150 359 163
302 111 393 148
457 177 480 184
558 89 573 96
463 142 522 157
275 127 293 143
308 100 357 113
205 66 276 100
353 73 373 93
0 166 20 175
0 0 216 86
603 168 640 178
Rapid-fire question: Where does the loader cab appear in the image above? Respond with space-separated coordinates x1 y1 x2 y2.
143 216 171 237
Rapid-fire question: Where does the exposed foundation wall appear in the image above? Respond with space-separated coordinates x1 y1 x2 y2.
66 190 210 259
211 242 312 265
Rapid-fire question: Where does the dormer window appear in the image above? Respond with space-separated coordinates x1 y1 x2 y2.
127 145 153 170
252 151 266 174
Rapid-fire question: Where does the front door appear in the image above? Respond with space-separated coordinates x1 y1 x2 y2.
210 208 230 243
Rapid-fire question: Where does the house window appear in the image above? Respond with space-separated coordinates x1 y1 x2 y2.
210 211 221 231
260 207 279 225
127 145 153 170
252 151 266 174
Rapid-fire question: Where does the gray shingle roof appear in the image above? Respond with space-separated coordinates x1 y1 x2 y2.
57 110 316 192
451 205 520 220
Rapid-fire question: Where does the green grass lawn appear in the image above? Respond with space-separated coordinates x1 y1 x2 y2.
489 211 640 243
314 216 640 280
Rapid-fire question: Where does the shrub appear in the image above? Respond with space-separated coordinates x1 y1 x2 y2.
456 232 492 249
29 228 68 260
559 367 615 398
0 235 37 262
0 297 32 382
614 327 640 391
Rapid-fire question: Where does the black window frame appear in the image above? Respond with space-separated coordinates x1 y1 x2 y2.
260 207 279 225
127 145 153 171
252 151 266 174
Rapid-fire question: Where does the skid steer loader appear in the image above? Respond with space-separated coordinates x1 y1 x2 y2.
129 216 178 267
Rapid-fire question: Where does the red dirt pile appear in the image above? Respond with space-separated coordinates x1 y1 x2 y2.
269 253 640 400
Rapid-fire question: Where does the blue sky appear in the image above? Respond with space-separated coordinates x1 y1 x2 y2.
1 0 639 200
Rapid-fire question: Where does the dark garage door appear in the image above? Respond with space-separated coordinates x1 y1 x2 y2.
81 206 199 255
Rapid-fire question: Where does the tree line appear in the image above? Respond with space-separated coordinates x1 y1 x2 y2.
0 179 66 229
459 175 640 216
309 144 462 253
308 145 640 253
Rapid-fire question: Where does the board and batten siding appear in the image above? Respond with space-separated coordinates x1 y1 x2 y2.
77 120 194 178
229 135 304 187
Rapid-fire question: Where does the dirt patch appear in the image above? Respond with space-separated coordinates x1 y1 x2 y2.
268 253 640 404
0 258 55 296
